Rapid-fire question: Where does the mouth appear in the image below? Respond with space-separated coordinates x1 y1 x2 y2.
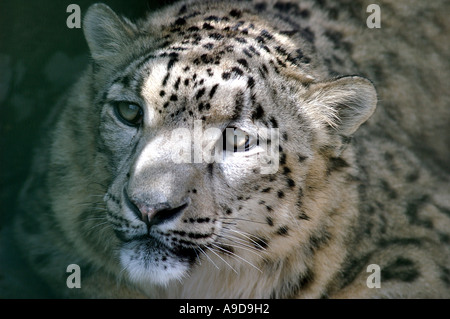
118 234 199 286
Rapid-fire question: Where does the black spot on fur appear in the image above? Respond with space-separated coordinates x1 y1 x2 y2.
200 54 213 64
260 29 273 40
404 195 433 228
254 2 267 12
167 56 179 70
237 58 248 68
254 237 269 249
406 171 420 183
218 245 235 255
229 9 242 18
286 178 296 188
379 179 398 199
203 23 214 30
298 154 308 162
207 163 213 175
174 77 181 90
232 91 244 120
162 73 170 86
280 30 298 36
203 43 214 50
382 257 420 283
274 1 300 14
234 37 247 44
300 27 315 43
269 116 278 128
177 4 187 15
279 153 287 165
174 17 186 26
231 67 243 76
339 252 374 289
205 15 220 22
271 267 314 298
195 88 206 100
378 237 422 248
440 266 450 287
209 33 224 40
277 190 285 198
186 26 199 33
170 94 178 102
222 72 231 80
252 104 264 121
266 216 274 226
208 84 219 98
277 226 289 236
298 211 310 220
297 268 315 293
327 157 349 175
247 76 255 89
309 231 331 251
242 48 253 58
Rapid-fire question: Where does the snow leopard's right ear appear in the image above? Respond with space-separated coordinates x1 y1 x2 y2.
83 3 136 61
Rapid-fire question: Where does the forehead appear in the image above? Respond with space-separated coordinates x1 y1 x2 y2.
141 53 254 125
105 8 316 127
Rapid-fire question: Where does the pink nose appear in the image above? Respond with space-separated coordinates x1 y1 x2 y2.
131 199 188 227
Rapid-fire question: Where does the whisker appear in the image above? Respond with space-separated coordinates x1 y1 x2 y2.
211 243 262 273
227 229 268 250
193 247 202 266
196 246 219 270
85 221 110 233
74 203 107 210
79 217 107 222
86 181 107 188
221 217 267 225
207 244 238 274
218 228 262 248
216 234 266 258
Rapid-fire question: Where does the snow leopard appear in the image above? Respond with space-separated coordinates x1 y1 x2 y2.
12 0 450 298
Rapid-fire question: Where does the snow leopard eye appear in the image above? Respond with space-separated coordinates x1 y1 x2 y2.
114 102 143 126
222 127 256 152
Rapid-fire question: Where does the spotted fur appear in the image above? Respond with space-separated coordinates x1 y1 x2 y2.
14 0 450 298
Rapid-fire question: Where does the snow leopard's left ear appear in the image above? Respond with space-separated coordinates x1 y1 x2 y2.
83 3 136 61
305 76 377 136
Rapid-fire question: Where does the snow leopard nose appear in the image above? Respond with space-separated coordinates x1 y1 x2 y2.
124 189 188 227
